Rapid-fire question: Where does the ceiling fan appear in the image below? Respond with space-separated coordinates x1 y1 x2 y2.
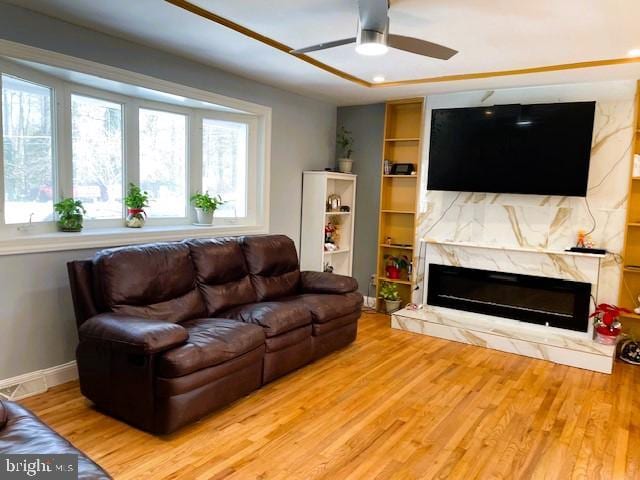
290 0 457 60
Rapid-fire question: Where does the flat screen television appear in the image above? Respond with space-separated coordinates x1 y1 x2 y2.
427 101 596 196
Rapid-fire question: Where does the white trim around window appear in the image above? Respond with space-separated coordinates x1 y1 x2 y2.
0 40 271 255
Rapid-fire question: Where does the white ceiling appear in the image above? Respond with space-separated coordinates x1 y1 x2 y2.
5 0 640 105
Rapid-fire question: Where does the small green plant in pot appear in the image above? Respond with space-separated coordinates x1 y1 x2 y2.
380 281 402 314
54 198 86 232
336 126 354 173
191 192 225 225
124 183 149 228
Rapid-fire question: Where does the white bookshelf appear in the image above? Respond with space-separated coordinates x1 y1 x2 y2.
300 171 356 276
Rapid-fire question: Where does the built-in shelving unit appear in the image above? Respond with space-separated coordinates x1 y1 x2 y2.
375 98 424 309
618 80 640 336
300 171 356 276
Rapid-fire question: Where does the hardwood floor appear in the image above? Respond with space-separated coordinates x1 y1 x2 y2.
20 313 640 479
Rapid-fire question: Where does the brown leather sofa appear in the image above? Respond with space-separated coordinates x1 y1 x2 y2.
68 235 362 434
0 399 110 479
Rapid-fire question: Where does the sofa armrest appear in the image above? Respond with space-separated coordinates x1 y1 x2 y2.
300 271 358 294
0 399 7 429
79 314 188 355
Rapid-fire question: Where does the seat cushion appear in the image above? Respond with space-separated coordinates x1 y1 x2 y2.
221 302 312 338
0 401 110 479
281 292 363 324
93 242 206 323
187 238 258 315
158 319 265 378
240 235 301 301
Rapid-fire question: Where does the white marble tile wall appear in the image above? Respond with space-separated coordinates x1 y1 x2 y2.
413 81 636 305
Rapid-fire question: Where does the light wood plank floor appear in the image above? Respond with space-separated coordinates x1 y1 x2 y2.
20 313 640 479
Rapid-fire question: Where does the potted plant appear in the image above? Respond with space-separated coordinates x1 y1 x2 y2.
54 198 86 232
124 183 149 228
590 303 630 345
380 281 402 313
191 191 225 225
336 126 354 173
384 254 410 279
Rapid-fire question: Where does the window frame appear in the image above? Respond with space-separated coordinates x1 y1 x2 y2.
68 87 127 227
0 59 62 234
0 43 271 255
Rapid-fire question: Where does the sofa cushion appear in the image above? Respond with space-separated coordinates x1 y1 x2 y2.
240 235 301 301
0 401 110 479
93 242 205 322
187 238 257 315
158 318 265 378
220 302 311 338
281 292 363 324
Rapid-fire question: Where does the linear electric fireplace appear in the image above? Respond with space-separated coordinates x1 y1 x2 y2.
427 264 591 332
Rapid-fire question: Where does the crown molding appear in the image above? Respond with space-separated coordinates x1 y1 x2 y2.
166 0 640 90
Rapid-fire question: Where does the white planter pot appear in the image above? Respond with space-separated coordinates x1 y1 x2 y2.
384 299 402 314
195 207 214 225
338 158 353 173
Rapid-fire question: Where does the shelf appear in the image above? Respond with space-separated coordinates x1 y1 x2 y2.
383 175 418 178
628 222 640 227
624 266 640 273
325 211 351 215
620 311 640 320
632 177 640 181
378 276 412 285
324 248 350 255
384 137 420 142
381 209 416 214
379 243 414 250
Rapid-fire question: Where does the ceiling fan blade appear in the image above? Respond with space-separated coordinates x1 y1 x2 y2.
388 34 458 60
290 37 357 54
358 0 389 32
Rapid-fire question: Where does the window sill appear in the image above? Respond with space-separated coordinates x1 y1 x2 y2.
0 223 269 256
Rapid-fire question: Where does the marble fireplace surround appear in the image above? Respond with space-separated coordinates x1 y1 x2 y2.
392 80 637 374
391 240 615 374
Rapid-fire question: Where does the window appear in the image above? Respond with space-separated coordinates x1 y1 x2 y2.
1 74 54 224
71 94 123 220
0 52 269 252
139 108 187 218
202 118 248 218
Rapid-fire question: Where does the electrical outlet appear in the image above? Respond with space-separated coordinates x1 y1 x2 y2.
370 273 377 286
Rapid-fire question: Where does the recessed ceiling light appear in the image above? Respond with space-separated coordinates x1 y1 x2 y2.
628 49 640 58
372 75 385 83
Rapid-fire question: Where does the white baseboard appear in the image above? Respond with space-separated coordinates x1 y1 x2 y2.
0 361 78 401
363 296 377 309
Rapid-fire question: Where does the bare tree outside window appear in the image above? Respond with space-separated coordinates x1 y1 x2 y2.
202 118 247 218
1 74 53 224
139 108 187 217
71 94 123 219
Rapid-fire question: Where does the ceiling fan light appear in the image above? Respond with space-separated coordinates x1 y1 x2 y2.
355 42 389 56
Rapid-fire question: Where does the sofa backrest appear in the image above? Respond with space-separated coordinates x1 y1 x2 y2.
92 242 206 323
187 238 258 315
240 235 301 301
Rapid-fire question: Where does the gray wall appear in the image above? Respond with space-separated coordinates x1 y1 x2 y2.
0 3 337 379
336 104 385 296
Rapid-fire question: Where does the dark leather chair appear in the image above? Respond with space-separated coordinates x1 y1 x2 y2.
0 399 110 479
68 235 362 434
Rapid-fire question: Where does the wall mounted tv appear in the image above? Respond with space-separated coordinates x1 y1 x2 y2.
427 101 596 196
